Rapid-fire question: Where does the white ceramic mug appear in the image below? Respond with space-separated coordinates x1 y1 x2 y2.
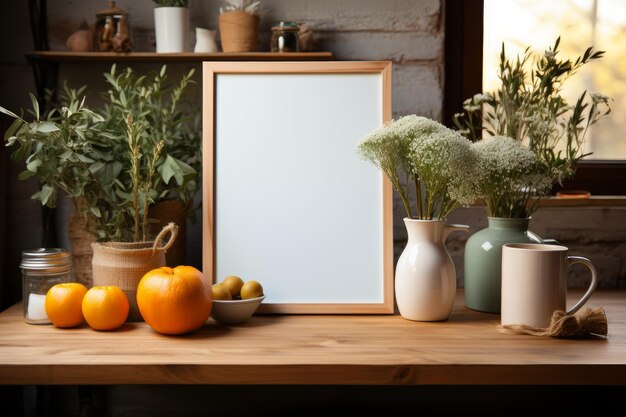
501 243 598 328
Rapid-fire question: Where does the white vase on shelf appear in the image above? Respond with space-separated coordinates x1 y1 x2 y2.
154 7 190 53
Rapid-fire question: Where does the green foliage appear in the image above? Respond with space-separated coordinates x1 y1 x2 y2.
219 0 261 15
2 65 200 242
101 64 199 203
153 0 189 7
453 37 611 186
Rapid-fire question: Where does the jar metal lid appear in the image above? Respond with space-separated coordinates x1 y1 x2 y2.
96 0 128 17
272 21 300 31
20 248 73 272
272 26 300 32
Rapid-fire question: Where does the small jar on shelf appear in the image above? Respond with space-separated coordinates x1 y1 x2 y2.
270 22 300 53
94 0 133 52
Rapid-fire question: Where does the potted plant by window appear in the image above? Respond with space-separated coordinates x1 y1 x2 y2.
1 65 200 320
219 0 261 52
153 0 190 52
453 37 611 313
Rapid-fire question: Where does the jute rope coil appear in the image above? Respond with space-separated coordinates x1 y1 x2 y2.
499 307 608 338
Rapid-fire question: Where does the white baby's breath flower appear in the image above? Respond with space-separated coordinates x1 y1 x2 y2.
473 93 493 103
471 136 552 217
357 115 478 219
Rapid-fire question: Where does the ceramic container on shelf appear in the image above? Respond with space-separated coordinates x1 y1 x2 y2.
464 217 543 314
154 6 190 53
194 27 218 53
395 218 469 321
94 0 133 52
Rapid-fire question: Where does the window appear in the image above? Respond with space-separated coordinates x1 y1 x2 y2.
445 0 626 195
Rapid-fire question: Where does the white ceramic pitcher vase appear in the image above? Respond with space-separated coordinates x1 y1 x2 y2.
395 218 469 321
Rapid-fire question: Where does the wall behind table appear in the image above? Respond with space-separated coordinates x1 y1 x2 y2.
1 0 623 312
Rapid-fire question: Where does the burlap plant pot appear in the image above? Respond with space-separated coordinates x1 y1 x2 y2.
219 10 260 52
91 223 178 322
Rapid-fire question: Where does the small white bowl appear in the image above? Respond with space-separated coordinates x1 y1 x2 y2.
211 295 266 325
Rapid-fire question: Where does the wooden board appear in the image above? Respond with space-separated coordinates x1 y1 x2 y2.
1 291 625 385
27 51 333 63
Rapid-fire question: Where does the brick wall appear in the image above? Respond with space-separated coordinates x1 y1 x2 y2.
1 0 624 299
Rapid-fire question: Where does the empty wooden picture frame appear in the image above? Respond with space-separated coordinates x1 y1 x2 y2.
203 61 393 313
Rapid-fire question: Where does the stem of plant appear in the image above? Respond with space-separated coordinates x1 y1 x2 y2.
414 173 423 219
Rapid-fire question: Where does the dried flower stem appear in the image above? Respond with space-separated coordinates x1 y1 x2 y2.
125 116 143 242
142 139 165 241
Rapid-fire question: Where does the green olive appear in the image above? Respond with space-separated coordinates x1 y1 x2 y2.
241 280 264 300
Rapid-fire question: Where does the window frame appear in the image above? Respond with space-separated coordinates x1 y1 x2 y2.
444 0 626 196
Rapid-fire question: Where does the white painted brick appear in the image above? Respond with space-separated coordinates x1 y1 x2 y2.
392 63 443 119
532 207 626 242
259 0 442 32
315 31 443 61
434 206 626 288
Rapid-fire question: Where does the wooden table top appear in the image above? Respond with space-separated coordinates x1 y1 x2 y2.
1 291 624 386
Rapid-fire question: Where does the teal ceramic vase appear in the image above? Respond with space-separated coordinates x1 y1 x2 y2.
464 217 542 313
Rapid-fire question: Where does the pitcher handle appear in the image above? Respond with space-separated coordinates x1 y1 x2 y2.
566 256 598 315
542 238 560 245
444 224 470 241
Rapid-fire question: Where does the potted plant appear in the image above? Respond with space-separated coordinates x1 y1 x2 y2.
357 115 475 322
219 0 261 52
453 37 612 313
100 64 200 266
153 0 190 52
1 65 200 296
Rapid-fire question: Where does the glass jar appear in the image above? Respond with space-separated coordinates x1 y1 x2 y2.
271 22 300 53
21 248 74 324
94 1 133 52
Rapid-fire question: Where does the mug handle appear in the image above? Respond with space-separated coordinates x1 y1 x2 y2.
566 256 599 315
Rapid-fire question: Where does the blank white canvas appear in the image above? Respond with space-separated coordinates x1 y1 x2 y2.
215 73 383 304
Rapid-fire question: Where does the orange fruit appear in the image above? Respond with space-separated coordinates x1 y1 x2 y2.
82 286 129 331
45 283 88 328
137 266 212 335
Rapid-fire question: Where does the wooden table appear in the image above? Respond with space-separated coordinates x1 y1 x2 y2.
1 291 625 386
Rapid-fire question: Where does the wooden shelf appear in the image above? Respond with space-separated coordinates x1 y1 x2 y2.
27 51 333 63
1 290 624 386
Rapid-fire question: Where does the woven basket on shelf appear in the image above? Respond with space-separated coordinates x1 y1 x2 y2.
219 11 260 52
